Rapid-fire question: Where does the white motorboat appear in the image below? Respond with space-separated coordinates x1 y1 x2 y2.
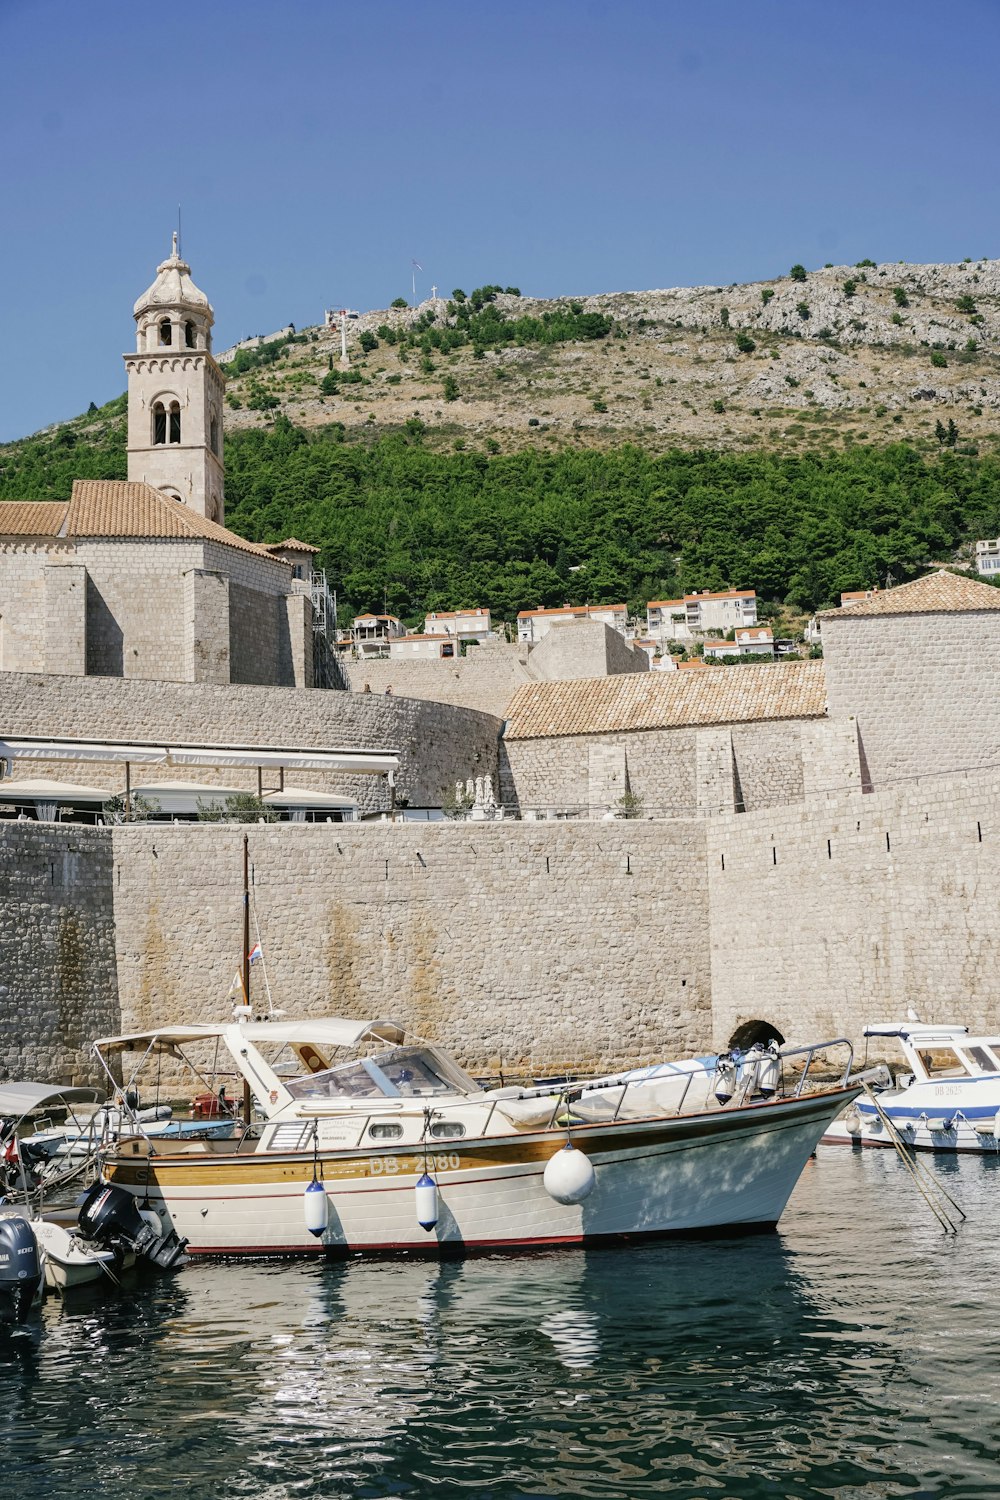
93 1017 861 1258
31 1218 136 1292
823 1021 1000 1153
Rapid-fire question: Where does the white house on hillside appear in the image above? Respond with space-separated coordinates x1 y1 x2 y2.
423 608 493 641
975 540 1000 576
684 590 757 632
517 603 628 644
646 599 691 644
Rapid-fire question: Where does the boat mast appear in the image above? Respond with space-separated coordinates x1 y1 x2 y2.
242 832 252 1127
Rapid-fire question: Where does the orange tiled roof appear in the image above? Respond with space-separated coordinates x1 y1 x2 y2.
0 501 68 536
263 537 321 553
647 599 685 610
66 481 280 559
684 589 756 603
820 569 1000 618
504 660 826 739
516 603 627 619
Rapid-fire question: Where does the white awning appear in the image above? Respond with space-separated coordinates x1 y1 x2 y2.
0 779 112 802
0 740 167 765
168 747 397 775
133 781 245 814
263 787 358 809
0 738 398 777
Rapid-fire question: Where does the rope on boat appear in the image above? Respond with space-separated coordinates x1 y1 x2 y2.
860 1082 965 1234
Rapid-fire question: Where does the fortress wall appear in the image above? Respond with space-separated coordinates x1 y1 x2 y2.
822 611 1000 787
706 768 1000 1054
3 769 1000 1086
0 541 68 673
346 655 532 719
0 824 119 1084
77 540 201 680
106 820 712 1078
0 672 502 812
502 719 822 818
501 728 699 816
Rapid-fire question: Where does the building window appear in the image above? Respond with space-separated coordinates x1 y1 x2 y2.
159 319 172 347
169 401 181 444
152 401 166 445
185 320 196 349
292 563 303 580
210 416 219 455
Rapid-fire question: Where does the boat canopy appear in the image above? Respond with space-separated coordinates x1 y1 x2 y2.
0 1082 102 1116
864 1023 970 1041
93 1019 407 1053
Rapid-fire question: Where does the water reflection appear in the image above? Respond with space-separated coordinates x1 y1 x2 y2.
3 1151 1000 1497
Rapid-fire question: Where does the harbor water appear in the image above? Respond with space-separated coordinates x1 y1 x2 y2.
3 1146 999 1499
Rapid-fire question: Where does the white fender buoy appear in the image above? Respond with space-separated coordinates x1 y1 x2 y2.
992 1108 1000 1141
304 1178 329 1237
713 1054 736 1105
543 1144 595 1205
415 1172 438 1232
757 1046 780 1099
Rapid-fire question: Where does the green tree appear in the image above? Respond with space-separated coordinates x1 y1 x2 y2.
358 330 378 353
735 332 755 353
442 375 460 402
761 288 775 305
390 297 408 309
842 279 857 298
893 287 909 307
789 264 807 282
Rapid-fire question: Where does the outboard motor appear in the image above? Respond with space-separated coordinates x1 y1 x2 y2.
78 1182 188 1271
0 1215 43 1324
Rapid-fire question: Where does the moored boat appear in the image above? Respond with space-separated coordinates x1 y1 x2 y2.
94 1017 861 1257
823 1021 1000 1154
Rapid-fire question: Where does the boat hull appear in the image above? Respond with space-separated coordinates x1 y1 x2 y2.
102 1087 856 1257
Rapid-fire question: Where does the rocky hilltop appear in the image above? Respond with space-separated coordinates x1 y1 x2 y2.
218 258 1000 454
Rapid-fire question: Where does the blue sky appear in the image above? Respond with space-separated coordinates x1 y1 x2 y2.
2 0 999 442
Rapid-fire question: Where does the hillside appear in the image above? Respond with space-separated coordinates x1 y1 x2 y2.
2 259 1000 627
215 258 1000 457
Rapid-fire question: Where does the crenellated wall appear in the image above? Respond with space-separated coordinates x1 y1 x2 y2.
3 768 1000 1086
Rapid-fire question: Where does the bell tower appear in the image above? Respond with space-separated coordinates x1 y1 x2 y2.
125 235 226 524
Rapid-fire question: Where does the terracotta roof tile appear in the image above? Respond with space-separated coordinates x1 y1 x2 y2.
66 481 278 559
504 660 826 739
820 569 1000 618
0 501 68 536
263 537 321 553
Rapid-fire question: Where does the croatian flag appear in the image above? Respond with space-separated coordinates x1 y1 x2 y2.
248 941 263 965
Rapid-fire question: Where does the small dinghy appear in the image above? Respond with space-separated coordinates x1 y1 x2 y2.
31 1219 135 1292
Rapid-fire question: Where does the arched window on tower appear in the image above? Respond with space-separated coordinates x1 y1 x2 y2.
159 319 172 347
185 320 196 349
169 401 181 444
152 401 167 445
210 416 219 455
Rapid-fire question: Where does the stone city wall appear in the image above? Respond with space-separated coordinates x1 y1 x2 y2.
822 610 1000 788
706 767 1000 1054
0 823 120 1084
501 718 834 818
347 653 532 719
3 767 1000 1085
0 672 502 813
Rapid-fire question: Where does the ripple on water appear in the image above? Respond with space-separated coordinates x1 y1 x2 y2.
2 1150 1000 1498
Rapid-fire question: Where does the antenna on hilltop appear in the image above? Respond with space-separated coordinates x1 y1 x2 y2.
411 258 422 300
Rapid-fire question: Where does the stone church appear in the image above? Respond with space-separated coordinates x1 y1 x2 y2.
0 240 322 688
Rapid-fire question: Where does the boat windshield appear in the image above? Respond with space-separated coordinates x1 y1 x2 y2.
916 1047 971 1079
959 1046 1000 1074
285 1046 475 1103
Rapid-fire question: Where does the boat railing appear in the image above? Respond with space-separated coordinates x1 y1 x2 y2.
546 1037 856 1126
